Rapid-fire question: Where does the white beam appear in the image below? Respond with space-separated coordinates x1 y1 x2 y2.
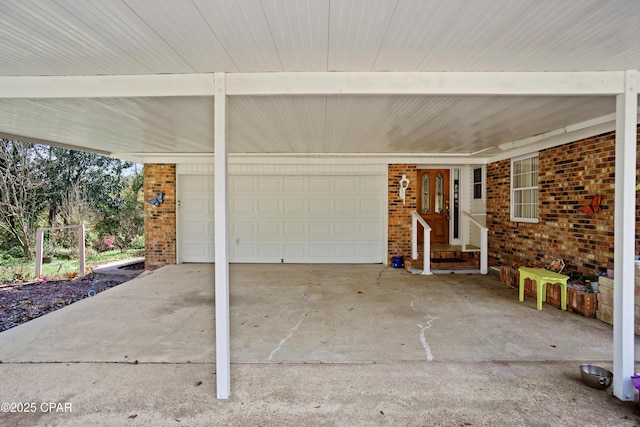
0 131 112 156
0 71 625 99
613 70 638 401
213 72 231 399
0 74 215 98
227 71 625 96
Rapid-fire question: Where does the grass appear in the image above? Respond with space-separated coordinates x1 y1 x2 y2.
0 249 144 283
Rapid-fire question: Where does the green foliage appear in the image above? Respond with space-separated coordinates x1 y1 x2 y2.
130 234 145 250
0 249 144 283
0 141 144 260
0 140 51 258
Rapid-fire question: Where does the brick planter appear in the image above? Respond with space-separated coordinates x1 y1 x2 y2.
499 266 597 317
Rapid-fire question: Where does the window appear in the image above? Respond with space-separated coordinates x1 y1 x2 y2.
511 154 538 222
473 167 483 199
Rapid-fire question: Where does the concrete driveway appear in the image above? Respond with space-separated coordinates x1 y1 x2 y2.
0 264 638 426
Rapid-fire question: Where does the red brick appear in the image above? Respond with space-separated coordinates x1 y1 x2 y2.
144 164 176 270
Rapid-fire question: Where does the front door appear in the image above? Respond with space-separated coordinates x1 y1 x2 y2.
417 169 450 244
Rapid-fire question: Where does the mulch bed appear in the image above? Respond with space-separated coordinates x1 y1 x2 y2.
0 276 124 332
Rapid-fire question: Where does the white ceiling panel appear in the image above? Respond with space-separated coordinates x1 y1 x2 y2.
227 94 615 154
0 1 637 160
191 0 283 72
261 0 330 71
327 0 398 71
124 0 238 73
0 97 213 153
0 1 638 76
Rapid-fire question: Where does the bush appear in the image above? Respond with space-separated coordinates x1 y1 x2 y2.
130 234 145 250
2 246 25 260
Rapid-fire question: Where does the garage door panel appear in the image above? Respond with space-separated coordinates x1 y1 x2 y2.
284 199 305 214
309 199 331 213
182 220 206 235
258 176 280 191
232 199 255 214
233 221 256 236
359 244 382 258
284 244 307 258
258 244 281 258
335 245 356 257
358 220 383 239
232 244 255 258
309 222 332 237
360 199 383 213
310 176 332 191
335 199 356 214
309 244 331 258
360 176 383 191
258 199 280 213
284 177 306 191
334 221 357 236
233 176 255 191
182 199 207 214
179 175 215 263
258 222 281 236
181 175 210 191
335 176 358 191
284 222 306 236
182 243 207 257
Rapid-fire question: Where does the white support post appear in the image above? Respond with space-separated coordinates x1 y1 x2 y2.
613 70 638 401
214 72 231 399
480 229 488 275
411 214 418 260
78 224 86 278
422 226 432 275
411 212 432 275
35 229 44 277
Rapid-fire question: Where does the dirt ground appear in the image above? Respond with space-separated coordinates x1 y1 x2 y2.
0 276 124 332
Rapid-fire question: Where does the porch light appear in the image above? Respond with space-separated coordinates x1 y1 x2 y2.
399 174 410 205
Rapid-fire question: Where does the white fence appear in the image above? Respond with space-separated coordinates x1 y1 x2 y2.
35 224 86 278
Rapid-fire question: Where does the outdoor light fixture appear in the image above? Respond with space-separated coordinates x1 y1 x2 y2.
399 175 410 205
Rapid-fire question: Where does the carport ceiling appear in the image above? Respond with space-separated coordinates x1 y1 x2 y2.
0 0 638 160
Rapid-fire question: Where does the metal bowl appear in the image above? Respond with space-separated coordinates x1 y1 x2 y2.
580 364 613 390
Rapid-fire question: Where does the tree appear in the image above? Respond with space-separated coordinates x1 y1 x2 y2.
112 169 144 249
0 142 143 259
42 147 133 231
0 140 48 259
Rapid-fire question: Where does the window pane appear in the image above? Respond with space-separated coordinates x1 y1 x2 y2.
421 174 430 214
435 173 444 214
513 160 521 175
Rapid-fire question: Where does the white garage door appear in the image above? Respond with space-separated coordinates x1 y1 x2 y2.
230 174 385 263
178 173 385 264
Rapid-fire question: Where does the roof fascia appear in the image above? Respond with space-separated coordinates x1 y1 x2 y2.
0 71 628 99
227 71 625 96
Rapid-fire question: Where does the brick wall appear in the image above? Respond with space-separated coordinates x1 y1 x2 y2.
144 164 176 270
487 125 640 276
388 164 417 265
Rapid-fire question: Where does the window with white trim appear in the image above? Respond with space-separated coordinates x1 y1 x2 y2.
511 154 539 222
473 167 483 199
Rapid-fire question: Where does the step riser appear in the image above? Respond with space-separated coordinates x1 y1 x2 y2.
407 250 480 270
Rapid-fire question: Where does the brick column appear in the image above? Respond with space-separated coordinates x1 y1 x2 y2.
144 164 177 270
388 164 417 266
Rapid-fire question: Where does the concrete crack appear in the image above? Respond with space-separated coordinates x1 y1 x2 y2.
267 292 310 362
409 298 439 362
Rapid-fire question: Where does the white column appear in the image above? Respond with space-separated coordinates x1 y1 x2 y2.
214 72 231 399
35 229 44 277
613 70 638 401
78 224 86 278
